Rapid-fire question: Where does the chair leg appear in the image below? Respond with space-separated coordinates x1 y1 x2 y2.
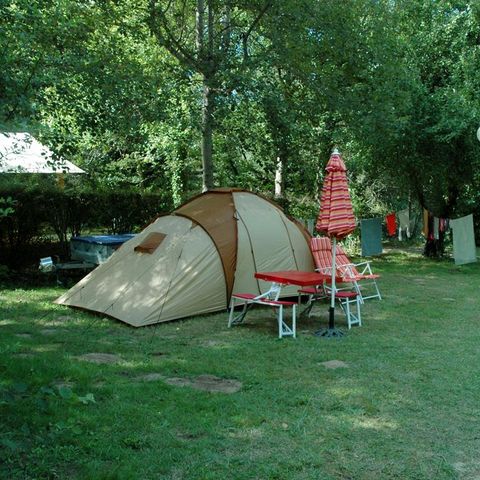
277 305 296 339
353 281 365 304
356 296 362 326
358 280 382 301
228 298 250 327
292 305 296 338
278 305 283 339
345 298 352 329
228 297 235 327
347 296 361 328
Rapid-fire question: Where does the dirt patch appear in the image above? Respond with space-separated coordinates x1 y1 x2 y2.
320 360 349 369
53 381 74 389
164 374 242 393
33 343 62 352
136 373 166 382
77 353 121 364
40 328 60 336
54 315 75 323
453 460 480 479
176 430 205 441
200 340 227 348
12 352 35 358
15 333 33 339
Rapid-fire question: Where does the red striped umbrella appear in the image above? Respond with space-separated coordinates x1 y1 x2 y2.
315 149 355 337
316 150 356 238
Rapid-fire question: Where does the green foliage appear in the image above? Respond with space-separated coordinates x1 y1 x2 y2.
0 179 172 266
0 196 16 218
1 0 480 240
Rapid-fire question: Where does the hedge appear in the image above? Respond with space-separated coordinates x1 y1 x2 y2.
0 186 172 268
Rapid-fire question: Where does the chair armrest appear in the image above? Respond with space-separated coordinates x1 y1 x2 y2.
337 263 357 279
352 260 374 275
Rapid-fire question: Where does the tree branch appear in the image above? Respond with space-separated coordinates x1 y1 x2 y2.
242 0 272 63
149 0 198 70
220 2 231 54
196 0 204 56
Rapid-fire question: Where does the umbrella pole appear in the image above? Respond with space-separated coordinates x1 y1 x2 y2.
329 237 336 328
316 236 344 338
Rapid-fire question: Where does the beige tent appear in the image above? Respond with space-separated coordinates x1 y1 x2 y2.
56 188 314 326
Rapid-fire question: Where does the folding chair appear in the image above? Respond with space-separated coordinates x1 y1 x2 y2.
310 237 382 303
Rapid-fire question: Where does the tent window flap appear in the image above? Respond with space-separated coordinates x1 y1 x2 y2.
134 232 166 254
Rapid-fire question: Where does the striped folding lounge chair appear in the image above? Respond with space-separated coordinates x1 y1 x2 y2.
310 237 382 303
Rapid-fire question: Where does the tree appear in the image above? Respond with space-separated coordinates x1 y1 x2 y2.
148 0 272 191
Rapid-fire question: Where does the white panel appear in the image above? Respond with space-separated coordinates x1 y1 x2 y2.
284 221 315 272
143 225 226 324
233 192 313 297
232 213 261 296
57 216 192 325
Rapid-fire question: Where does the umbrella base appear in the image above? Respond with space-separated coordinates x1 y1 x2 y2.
314 327 344 338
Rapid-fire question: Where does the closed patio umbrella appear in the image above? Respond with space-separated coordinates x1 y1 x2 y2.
315 149 356 337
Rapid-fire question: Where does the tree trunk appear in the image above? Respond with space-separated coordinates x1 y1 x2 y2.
423 213 445 258
201 75 215 191
274 156 283 199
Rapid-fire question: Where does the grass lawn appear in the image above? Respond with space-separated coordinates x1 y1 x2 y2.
1 249 480 479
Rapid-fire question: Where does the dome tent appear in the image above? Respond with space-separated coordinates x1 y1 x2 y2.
56 188 314 327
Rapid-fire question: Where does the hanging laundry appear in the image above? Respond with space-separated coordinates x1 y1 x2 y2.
439 218 449 232
427 213 434 241
397 209 410 240
422 208 429 237
398 209 409 229
385 212 397 236
360 218 383 256
433 217 440 240
450 214 477 265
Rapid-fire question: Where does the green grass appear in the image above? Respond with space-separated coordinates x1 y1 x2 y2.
1 250 480 479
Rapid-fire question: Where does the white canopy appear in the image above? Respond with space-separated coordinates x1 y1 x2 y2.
0 132 85 174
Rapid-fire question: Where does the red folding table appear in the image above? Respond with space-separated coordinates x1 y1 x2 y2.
254 271 361 334
228 271 332 339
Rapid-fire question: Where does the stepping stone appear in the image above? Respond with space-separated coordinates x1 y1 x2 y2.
201 340 221 347
164 374 242 394
53 381 74 389
15 333 32 338
77 353 121 364
40 329 59 336
136 373 166 382
320 360 349 369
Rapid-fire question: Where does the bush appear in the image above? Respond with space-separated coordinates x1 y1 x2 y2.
0 182 172 268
